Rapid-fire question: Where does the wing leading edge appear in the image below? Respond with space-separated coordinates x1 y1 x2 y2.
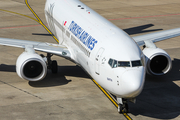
133 28 180 46
0 38 71 58
1 27 180 59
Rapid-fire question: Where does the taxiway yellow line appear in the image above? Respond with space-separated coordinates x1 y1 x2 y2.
25 0 59 43
123 113 132 120
92 79 118 107
92 79 132 120
0 9 38 22
0 1 59 43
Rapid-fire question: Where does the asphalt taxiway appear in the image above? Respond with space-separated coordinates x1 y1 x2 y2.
0 0 180 120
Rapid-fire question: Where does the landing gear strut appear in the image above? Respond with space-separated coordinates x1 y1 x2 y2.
47 53 58 73
117 98 129 113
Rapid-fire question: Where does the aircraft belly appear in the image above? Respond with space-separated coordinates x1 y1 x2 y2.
76 53 91 74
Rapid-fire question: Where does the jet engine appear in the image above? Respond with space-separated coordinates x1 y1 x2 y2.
16 52 47 81
143 48 172 75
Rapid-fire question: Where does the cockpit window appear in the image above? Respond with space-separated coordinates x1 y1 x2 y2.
108 59 113 67
118 61 130 67
113 60 118 68
132 60 142 67
108 58 142 68
108 59 118 68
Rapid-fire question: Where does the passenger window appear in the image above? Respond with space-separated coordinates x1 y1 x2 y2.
132 60 142 67
108 59 113 67
118 61 130 67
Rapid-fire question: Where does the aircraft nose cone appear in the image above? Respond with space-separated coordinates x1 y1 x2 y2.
121 69 145 98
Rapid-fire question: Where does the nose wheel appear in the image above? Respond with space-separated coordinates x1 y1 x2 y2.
117 98 129 113
118 103 129 113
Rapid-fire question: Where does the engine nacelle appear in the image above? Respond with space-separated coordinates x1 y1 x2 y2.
143 48 172 75
16 52 47 81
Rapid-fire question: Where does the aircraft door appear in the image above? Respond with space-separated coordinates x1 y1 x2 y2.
95 48 105 75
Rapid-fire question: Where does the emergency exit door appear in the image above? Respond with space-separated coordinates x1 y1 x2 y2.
95 48 105 75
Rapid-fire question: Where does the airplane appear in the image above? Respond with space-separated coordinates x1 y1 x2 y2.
0 0 180 113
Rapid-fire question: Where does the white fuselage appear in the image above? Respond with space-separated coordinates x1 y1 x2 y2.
44 0 146 98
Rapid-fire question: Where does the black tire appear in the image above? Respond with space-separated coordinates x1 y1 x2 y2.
51 60 58 73
118 104 123 114
119 103 128 113
123 103 129 113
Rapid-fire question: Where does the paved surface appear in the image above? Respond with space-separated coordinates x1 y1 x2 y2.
0 0 180 119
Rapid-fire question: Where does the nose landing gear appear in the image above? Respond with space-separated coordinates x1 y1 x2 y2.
117 97 136 113
117 98 129 113
118 103 129 113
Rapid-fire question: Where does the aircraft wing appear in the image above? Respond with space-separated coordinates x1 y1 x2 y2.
0 38 71 58
133 28 180 46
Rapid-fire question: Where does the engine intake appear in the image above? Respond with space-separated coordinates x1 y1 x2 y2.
143 48 172 75
16 52 47 81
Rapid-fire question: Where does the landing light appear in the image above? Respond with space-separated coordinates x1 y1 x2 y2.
62 51 67 56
